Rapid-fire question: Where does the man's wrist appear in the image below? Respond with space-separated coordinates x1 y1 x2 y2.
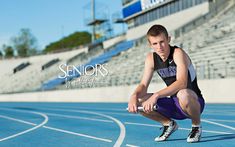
153 92 160 99
131 93 137 97
131 93 138 99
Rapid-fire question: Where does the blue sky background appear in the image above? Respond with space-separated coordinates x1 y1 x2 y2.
0 0 123 51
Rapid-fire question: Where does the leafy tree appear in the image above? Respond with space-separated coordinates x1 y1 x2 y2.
44 31 91 53
0 50 3 59
2 44 14 58
11 28 38 57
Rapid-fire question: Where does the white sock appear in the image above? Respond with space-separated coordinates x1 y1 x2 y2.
192 124 201 128
163 120 173 126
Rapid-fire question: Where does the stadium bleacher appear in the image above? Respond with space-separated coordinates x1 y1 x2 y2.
0 49 85 93
61 4 235 90
41 58 60 70
13 62 31 74
0 1 235 93
40 40 134 90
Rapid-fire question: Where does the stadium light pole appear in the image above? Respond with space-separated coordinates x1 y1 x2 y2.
91 0 95 42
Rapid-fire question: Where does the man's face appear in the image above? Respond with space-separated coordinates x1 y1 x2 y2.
148 33 170 58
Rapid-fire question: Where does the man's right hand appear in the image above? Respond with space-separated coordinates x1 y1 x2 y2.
128 94 138 113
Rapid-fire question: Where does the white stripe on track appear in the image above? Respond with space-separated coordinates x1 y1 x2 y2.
124 122 233 135
48 106 125 112
45 112 113 123
203 112 235 116
0 111 48 142
38 108 126 146
43 126 112 142
101 112 138 117
0 115 37 126
77 110 126 147
0 114 112 143
205 118 235 123
202 119 235 131
126 143 140 147
39 108 138 117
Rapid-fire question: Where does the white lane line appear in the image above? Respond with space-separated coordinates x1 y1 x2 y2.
44 112 113 123
205 119 235 123
125 122 161 127
0 111 48 142
101 112 139 117
0 115 36 126
77 110 126 147
204 110 235 113
202 119 235 131
39 107 138 117
203 112 235 116
39 108 126 147
47 106 125 112
43 126 112 142
124 122 233 135
0 114 112 143
126 144 140 147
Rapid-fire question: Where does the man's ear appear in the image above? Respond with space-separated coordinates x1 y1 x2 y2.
147 39 152 48
168 36 171 43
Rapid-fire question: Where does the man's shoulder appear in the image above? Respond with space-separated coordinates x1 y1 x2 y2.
174 47 183 52
173 47 188 57
173 47 191 65
146 52 154 60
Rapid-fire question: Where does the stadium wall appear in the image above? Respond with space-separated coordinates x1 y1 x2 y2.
103 35 126 49
0 47 88 76
126 2 209 40
0 78 234 103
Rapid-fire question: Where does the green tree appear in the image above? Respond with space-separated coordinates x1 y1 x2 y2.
0 50 3 59
11 28 38 57
2 44 14 58
44 31 91 53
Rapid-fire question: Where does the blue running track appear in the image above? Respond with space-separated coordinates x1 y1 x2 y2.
0 102 235 147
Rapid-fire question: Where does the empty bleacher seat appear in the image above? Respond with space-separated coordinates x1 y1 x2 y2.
40 40 134 90
13 62 30 74
41 58 60 70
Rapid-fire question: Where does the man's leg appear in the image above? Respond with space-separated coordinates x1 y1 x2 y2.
138 93 178 141
176 89 201 125
176 89 202 143
138 93 171 125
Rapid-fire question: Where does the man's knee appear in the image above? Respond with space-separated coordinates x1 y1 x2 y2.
177 89 199 109
139 111 150 117
139 111 155 116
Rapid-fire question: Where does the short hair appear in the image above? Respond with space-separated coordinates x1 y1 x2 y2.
147 24 168 38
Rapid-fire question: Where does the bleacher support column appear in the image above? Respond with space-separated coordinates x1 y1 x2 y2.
207 60 210 79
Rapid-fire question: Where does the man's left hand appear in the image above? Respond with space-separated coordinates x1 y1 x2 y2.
142 93 159 113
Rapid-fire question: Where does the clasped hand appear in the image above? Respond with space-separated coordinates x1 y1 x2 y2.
142 94 159 113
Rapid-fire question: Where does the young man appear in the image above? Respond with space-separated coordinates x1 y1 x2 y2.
128 24 205 143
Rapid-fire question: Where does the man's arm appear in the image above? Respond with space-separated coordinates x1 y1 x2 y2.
156 48 190 97
133 52 154 97
128 52 154 113
143 48 190 112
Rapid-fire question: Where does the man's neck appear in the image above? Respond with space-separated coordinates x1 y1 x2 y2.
160 45 170 62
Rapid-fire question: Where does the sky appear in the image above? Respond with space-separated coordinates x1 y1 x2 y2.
0 0 123 51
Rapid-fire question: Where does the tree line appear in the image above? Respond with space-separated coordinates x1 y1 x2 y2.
0 29 91 58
